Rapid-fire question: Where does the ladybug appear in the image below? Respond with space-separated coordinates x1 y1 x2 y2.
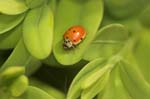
63 25 86 49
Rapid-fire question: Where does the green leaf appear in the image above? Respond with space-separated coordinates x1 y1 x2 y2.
0 66 25 83
81 71 110 99
0 25 22 49
104 0 145 19
120 60 150 99
25 0 45 9
48 0 57 13
67 56 121 99
25 60 41 76
67 58 105 99
0 39 41 76
134 29 150 83
0 89 10 99
81 64 111 89
23 4 54 59
43 53 62 67
30 78 66 99
17 86 56 99
0 0 28 15
53 0 103 65
9 75 28 97
101 14 143 37
139 5 150 28
0 39 30 71
83 24 129 61
97 66 131 99
0 14 25 34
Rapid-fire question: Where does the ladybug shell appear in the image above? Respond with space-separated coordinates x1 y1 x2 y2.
63 26 86 45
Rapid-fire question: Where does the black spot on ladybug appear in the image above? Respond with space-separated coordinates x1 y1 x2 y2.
73 30 76 33
81 38 83 40
73 40 76 42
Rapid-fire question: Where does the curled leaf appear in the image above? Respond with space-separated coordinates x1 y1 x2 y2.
84 24 129 61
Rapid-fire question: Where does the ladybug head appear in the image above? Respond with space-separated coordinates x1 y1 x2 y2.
63 38 75 49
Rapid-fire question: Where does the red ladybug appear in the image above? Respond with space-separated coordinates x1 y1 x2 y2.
63 26 86 49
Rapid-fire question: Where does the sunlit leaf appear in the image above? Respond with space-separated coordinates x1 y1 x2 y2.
53 0 103 65
23 4 53 59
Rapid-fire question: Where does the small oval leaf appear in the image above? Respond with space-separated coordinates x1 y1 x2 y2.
9 75 28 97
53 0 103 65
0 66 25 82
23 4 54 59
0 0 28 15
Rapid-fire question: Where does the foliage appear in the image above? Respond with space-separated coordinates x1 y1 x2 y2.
0 0 150 99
